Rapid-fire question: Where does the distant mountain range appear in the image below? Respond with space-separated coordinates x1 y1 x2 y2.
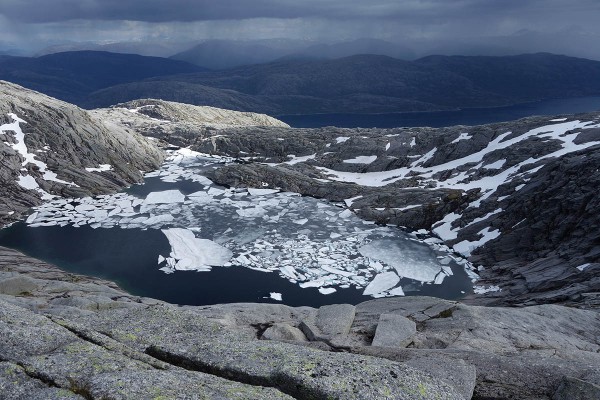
2 51 600 115
170 39 417 69
0 51 203 104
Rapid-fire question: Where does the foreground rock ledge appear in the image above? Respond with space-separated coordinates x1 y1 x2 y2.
1 246 599 400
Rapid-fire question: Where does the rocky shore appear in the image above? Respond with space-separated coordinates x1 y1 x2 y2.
2 246 599 399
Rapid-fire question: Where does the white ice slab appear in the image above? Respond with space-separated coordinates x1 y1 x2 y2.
318 287 337 295
388 286 405 296
359 239 441 282
363 271 400 296
339 209 354 219
269 292 283 301
144 190 185 204
161 228 233 271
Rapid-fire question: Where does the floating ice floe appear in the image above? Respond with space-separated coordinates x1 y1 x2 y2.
144 190 186 204
160 228 233 272
359 239 441 282
268 292 283 301
363 271 401 296
23 148 473 298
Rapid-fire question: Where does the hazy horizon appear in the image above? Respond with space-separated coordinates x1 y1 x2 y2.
1 1 599 61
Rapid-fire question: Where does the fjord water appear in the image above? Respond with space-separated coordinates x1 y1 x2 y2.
279 96 600 128
0 154 473 307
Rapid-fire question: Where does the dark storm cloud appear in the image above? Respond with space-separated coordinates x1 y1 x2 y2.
3 0 326 23
2 0 600 60
3 0 596 24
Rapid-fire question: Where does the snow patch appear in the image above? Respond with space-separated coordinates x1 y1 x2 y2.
451 132 472 144
343 155 377 164
86 164 113 173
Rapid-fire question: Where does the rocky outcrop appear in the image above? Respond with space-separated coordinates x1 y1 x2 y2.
90 98 289 148
1 246 599 399
0 81 164 226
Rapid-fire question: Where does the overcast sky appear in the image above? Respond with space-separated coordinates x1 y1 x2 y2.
1 0 599 59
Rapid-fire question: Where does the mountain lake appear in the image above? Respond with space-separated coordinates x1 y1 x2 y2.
3 96 600 306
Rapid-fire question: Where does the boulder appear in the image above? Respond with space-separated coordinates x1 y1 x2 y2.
372 314 416 348
261 323 308 342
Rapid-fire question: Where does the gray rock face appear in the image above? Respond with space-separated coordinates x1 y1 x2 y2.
0 246 469 400
315 304 356 336
553 376 600 400
0 81 163 226
4 247 599 399
261 323 308 342
90 98 289 149
300 304 357 347
372 314 417 348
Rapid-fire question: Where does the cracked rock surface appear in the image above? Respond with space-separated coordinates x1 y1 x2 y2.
2 246 599 399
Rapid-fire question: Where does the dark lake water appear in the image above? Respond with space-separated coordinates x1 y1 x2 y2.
0 224 472 307
0 153 473 307
278 96 600 128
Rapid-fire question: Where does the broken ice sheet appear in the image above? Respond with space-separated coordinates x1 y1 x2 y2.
21 148 470 299
363 271 400 296
160 228 233 271
144 190 186 204
359 239 442 282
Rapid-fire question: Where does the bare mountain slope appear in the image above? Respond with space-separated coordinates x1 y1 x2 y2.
0 81 164 225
